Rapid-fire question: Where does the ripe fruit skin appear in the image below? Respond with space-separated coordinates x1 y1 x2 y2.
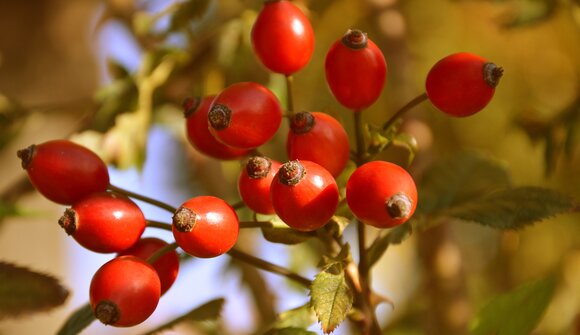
208 82 282 150
287 112 350 177
425 52 503 117
184 96 250 160
17 139 109 205
346 161 417 228
58 192 146 253
251 0 315 75
90 256 161 327
270 160 339 231
172 196 239 258
325 29 387 110
238 156 282 214
118 237 180 295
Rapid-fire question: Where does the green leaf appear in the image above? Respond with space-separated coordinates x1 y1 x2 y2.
142 298 225 335
417 151 511 216
56 303 95 335
0 262 69 319
367 221 413 267
263 327 317 335
261 227 315 245
470 275 557 335
445 186 576 230
310 266 353 334
270 304 317 330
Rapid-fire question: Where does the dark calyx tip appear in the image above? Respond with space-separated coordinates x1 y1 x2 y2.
483 62 504 88
182 97 202 118
246 156 272 179
94 300 120 326
173 206 198 232
208 103 232 130
278 160 305 186
16 144 36 169
58 208 77 236
385 192 413 220
342 29 368 49
290 112 315 134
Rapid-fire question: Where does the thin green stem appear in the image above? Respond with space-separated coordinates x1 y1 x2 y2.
285 75 295 115
353 109 382 335
381 92 429 132
146 220 173 231
231 200 246 211
147 242 179 264
353 110 366 165
108 184 177 213
227 248 311 288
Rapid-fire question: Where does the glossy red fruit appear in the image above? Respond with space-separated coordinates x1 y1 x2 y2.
346 161 417 228
208 82 282 150
118 237 179 295
58 192 146 253
90 256 161 327
251 0 315 75
425 52 503 117
287 111 350 177
270 160 339 231
172 196 239 258
17 139 109 205
325 29 387 110
184 96 250 160
238 156 281 214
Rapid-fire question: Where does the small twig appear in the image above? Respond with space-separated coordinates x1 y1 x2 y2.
227 248 311 288
381 92 429 132
147 242 179 264
285 75 295 115
146 220 173 231
108 184 177 213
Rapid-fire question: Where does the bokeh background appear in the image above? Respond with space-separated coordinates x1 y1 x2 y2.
0 0 579 334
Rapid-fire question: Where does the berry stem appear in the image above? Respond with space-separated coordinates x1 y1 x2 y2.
353 109 382 335
231 200 246 210
108 184 177 213
146 220 173 231
381 92 429 132
227 248 311 288
285 74 295 115
146 242 179 264
353 110 366 165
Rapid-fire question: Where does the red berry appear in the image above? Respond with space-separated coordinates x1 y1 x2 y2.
270 160 339 231
251 0 315 75
17 140 109 205
325 29 387 110
184 96 250 160
90 256 161 327
58 192 146 253
172 196 239 258
208 82 283 149
346 161 417 228
238 156 281 214
425 52 503 117
118 237 180 295
287 111 350 177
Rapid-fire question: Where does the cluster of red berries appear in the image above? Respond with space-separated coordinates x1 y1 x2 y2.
16 0 502 330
